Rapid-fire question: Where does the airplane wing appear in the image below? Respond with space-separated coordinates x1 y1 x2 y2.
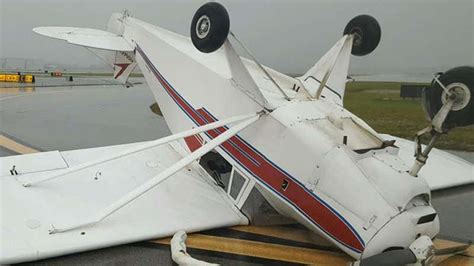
33 27 133 51
380 134 474 190
0 141 248 264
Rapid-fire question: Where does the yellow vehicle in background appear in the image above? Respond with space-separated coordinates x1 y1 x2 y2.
23 75 34 83
0 73 35 83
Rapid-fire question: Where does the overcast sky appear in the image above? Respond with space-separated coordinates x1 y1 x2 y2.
0 0 473 75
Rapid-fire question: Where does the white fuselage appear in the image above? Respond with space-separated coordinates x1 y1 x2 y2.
112 14 440 259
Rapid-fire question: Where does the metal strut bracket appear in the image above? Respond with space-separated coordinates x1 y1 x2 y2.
48 113 261 234
409 98 455 177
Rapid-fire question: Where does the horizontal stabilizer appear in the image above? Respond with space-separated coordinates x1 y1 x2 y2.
33 27 133 51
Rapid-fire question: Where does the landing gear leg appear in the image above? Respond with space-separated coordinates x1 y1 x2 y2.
409 79 457 177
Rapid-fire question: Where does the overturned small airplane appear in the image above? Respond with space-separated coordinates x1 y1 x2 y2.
1 2 473 265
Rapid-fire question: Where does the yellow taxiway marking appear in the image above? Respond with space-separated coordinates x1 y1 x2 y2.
432 239 474 265
153 233 352 265
233 226 474 262
152 227 473 265
434 239 474 257
439 256 474 266
0 134 39 154
231 225 333 247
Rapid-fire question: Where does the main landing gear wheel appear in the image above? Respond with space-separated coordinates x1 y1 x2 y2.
191 2 230 53
344 15 381 56
423 66 474 129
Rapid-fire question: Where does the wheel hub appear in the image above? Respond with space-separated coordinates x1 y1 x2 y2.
350 27 363 47
196 15 211 39
442 82 471 111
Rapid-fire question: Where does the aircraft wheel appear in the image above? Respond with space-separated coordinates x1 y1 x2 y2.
344 15 381 56
191 2 230 53
423 66 474 129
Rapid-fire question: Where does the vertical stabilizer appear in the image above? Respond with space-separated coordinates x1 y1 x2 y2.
112 51 137 87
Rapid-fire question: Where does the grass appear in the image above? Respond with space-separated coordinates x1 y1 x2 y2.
344 82 474 151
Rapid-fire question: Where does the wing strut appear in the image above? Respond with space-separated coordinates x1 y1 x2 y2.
22 112 258 187
229 32 291 101
49 112 261 234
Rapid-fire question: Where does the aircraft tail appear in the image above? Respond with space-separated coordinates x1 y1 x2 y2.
33 12 136 85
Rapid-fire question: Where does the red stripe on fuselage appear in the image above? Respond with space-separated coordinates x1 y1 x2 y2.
184 135 202 152
184 134 204 152
196 109 364 253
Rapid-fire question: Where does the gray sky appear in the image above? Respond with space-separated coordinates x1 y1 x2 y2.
1 0 473 75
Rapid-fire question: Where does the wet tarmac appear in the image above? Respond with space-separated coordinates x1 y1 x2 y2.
0 76 127 88
1 77 473 265
0 78 168 151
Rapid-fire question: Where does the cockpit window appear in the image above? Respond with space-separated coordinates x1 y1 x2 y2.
199 151 232 189
199 150 251 203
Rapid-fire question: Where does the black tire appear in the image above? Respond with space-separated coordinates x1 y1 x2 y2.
423 66 474 129
191 2 230 53
343 15 381 56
